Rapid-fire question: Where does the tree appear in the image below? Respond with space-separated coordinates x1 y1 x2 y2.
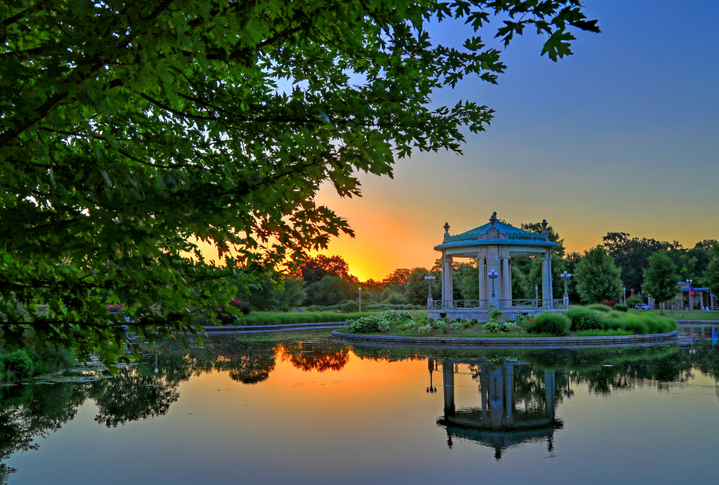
703 242 719 300
574 248 623 304
310 275 351 306
0 1 598 360
642 253 680 314
601 232 666 292
405 268 441 306
382 269 411 294
520 222 566 257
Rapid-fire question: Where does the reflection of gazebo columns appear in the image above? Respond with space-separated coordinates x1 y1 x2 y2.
443 359 455 415
545 370 556 419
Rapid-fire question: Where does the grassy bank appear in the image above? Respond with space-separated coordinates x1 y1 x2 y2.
629 309 719 321
230 310 382 326
341 307 677 338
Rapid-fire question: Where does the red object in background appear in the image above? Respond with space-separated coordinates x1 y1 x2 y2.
690 289 695 296
631 289 634 296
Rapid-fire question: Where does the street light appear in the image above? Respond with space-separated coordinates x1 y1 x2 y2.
560 271 572 309
358 287 362 313
488 269 498 298
535 285 539 307
424 275 436 304
560 271 572 297
623 287 626 305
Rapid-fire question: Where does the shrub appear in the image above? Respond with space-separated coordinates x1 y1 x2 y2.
341 300 359 313
587 304 613 313
566 307 605 331
382 291 407 305
626 296 642 307
526 313 570 336
346 310 411 333
305 305 322 312
228 298 251 315
602 300 618 308
613 304 628 312
0 350 35 382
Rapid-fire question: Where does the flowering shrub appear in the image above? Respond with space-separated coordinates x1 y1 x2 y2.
450 320 464 330
228 298 252 316
416 324 432 335
484 320 521 333
401 320 420 331
347 310 409 333
106 304 124 312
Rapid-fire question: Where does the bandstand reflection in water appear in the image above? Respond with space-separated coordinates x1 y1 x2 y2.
430 357 568 460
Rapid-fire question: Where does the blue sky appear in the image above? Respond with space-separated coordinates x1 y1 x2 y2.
315 0 719 281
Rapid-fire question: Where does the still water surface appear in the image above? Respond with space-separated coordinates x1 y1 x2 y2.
3 333 719 484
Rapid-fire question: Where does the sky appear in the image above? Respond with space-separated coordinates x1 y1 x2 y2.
311 0 719 282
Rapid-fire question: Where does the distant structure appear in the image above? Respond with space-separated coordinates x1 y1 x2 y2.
647 282 716 311
429 212 566 322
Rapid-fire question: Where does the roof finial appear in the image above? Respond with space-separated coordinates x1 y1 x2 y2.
489 212 497 227
443 222 450 235
541 219 548 240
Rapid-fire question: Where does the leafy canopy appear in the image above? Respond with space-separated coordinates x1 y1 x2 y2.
0 0 598 362
642 252 680 314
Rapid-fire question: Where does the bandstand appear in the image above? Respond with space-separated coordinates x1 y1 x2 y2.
428 212 567 322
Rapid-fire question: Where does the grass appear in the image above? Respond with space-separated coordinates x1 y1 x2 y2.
229 311 378 326
341 308 678 339
629 309 719 321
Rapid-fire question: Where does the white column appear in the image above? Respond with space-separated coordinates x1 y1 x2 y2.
547 250 553 302
541 253 550 307
478 256 486 304
441 254 453 308
502 255 510 308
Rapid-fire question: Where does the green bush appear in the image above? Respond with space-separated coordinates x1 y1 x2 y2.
0 350 35 382
305 305 322 312
383 292 407 305
586 304 613 313
341 300 359 313
566 307 605 331
346 310 411 333
626 296 642 307
526 313 571 336
613 304 629 312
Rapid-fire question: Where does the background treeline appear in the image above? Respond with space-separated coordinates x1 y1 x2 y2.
231 224 719 312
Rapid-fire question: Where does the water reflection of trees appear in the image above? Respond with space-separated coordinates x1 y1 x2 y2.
0 381 101 482
278 342 350 372
94 367 180 427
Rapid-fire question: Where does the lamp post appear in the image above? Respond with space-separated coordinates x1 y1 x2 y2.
488 269 498 307
535 285 539 308
424 276 436 308
623 287 626 305
560 271 572 309
358 287 362 313
688 279 694 311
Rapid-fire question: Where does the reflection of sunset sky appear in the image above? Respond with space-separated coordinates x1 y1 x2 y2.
9 343 719 484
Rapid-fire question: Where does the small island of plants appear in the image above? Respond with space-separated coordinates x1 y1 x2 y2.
342 305 678 338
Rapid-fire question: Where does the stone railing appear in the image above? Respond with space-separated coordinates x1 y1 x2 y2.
497 299 569 310
427 300 489 311
428 299 567 311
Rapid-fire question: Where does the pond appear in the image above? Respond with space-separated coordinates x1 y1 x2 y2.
2 331 719 484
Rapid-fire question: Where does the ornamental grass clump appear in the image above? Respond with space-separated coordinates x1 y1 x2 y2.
566 306 606 331
586 304 613 313
525 313 571 336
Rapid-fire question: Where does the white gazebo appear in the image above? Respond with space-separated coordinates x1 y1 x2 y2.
428 212 567 321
